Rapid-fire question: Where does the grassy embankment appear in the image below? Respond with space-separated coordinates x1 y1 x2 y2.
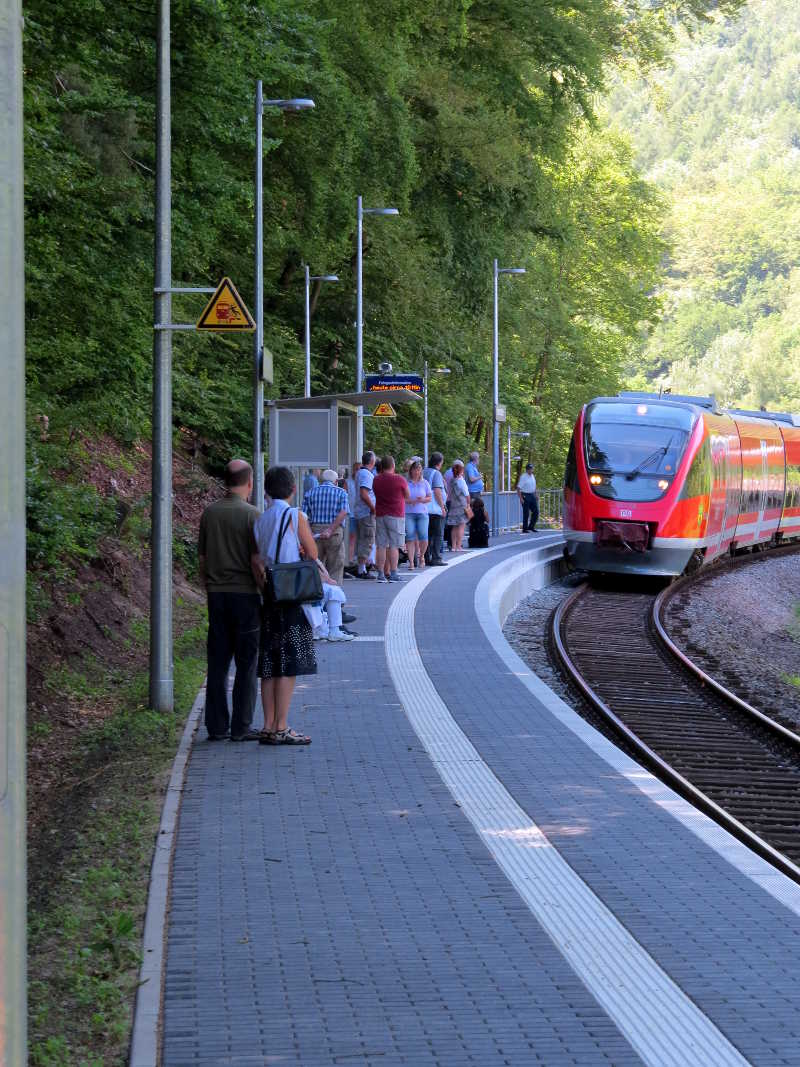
26 432 217 1066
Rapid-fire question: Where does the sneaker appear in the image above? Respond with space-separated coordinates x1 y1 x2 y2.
356 570 376 580
207 732 230 741
377 574 388 583
429 559 447 566
340 626 359 637
327 629 355 642
341 612 357 624
388 572 402 582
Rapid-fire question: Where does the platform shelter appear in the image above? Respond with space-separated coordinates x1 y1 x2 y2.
266 388 420 483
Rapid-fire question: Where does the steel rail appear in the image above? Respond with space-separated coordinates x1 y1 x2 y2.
550 574 800 886
654 571 800 751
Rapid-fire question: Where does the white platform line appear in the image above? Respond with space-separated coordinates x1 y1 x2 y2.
385 549 751 1067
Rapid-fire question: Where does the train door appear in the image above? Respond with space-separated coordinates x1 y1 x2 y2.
707 435 727 559
722 436 740 550
755 439 768 542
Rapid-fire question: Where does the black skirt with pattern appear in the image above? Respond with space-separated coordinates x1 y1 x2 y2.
258 599 317 679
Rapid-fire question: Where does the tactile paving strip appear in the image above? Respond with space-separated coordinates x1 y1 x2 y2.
386 552 751 1067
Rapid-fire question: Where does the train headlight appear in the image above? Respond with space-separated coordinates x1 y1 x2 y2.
658 479 669 491
589 474 603 485
636 404 648 415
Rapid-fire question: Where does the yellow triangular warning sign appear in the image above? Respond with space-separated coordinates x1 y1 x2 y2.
196 277 255 332
372 402 396 417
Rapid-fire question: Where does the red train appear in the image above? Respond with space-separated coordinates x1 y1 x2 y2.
563 392 800 576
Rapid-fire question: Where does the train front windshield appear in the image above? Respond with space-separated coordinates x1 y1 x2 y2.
583 402 695 501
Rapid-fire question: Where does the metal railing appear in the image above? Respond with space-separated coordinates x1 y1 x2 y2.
492 488 562 532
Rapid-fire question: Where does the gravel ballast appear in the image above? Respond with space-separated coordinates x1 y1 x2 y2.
503 552 800 734
663 551 800 730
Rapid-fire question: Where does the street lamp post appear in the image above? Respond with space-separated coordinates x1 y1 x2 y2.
492 259 526 536
150 0 173 713
1 0 27 1057
507 428 530 491
253 86 314 509
423 360 450 467
304 266 338 398
356 196 399 455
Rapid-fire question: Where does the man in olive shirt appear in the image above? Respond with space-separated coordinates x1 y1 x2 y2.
198 459 261 741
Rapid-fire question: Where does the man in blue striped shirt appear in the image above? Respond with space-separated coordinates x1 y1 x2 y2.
304 469 349 582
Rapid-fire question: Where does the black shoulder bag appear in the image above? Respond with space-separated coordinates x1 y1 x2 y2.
267 508 324 606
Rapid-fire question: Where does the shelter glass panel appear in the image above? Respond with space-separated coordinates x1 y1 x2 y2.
275 409 330 467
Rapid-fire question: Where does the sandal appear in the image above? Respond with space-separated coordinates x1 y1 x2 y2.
275 728 311 745
258 730 279 745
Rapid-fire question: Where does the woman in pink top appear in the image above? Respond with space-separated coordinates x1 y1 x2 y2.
404 459 432 570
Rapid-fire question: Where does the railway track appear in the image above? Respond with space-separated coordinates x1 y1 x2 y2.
549 563 800 883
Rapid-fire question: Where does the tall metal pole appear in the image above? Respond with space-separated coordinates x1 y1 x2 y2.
507 423 512 492
253 80 265 509
149 0 173 712
304 264 311 398
492 259 499 537
356 196 364 456
0 0 27 1057
423 359 429 467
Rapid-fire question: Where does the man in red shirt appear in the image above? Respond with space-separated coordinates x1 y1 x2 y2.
372 455 410 583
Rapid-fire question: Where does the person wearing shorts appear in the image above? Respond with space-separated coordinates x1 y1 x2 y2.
372 455 410 583
345 460 361 566
404 459 431 570
354 451 377 578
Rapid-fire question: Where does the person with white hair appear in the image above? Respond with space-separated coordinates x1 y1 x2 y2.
304 468 349 583
465 450 484 498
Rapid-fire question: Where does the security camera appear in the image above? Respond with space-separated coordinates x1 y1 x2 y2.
378 361 393 374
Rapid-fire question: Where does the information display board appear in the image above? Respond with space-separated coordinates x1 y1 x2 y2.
365 374 423 394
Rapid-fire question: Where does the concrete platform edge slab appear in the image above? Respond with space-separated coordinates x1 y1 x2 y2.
475 549 800 919
386 546 751 1067
129 683 206 1067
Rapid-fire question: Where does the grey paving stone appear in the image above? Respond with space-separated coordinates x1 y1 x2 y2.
416 541 800 1066
161 540 640 1066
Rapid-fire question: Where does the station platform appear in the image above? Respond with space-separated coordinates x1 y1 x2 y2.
134 535 800 1067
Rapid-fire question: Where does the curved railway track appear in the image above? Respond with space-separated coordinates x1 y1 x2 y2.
549 559 800 883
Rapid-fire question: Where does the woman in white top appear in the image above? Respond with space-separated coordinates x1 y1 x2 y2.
404 459 432 570
252 466 318 745
345 460 360 565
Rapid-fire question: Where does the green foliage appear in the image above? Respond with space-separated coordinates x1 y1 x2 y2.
608 0 800 411
23 0 727 508
27 438 116 571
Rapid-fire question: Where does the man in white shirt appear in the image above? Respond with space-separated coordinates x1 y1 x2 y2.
516 463 539 533
354 450 377 578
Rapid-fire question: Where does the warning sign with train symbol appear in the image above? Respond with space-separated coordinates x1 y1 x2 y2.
372 402 397 417
196 277 256 332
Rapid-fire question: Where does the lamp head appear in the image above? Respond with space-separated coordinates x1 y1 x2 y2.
312 274 339 283
263 97 315 111
499 267 526 275
364 207 399 216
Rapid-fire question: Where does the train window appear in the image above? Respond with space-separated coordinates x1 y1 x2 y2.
786 463 800 510
583 402 693 502
680 437 712 501
564 436 580 493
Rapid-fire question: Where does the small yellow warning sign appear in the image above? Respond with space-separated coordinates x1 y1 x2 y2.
372 402 396 417
196 277 255 332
